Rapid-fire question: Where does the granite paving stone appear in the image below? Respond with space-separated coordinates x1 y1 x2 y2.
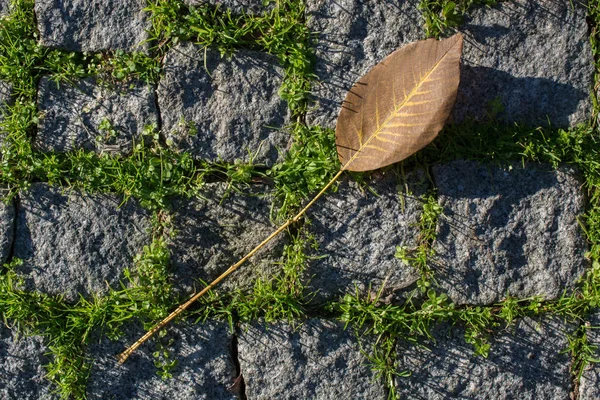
0 0 9 17
34 0 150 52
579 310 600 400
454 0 594 127
185 0 272 14
305 170 426 304
0 196 15 265
432 160 588 305
0 324 57 400
396 317 572 399
158 43 290 166
168 183 286 296
0 80 13 150
238 319 385 399
86 320 236 400
36 76 158 155
13 183 152 302
305 0 423 129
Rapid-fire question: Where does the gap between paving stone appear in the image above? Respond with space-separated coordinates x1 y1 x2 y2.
168 182 287 297
158 43 291 166
304 169 426 305
238 318 386 399
431 160 588 305
34 0 151 53
36 76 158 155
13 183 152 302
85 320 237 399
395 316 573 399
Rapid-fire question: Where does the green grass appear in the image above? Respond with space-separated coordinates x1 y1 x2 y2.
419 0 499 38
0 0 600 398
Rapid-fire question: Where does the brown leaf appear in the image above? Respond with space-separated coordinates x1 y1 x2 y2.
336 33 464 172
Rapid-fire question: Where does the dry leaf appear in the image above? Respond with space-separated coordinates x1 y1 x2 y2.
336 33 464 172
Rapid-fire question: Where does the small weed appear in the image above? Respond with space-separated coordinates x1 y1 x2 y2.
269 123 339 219
419 0 499 38
395 192 442 289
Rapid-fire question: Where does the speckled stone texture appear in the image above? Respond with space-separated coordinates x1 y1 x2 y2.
34 0 150 52
0 324 57 400
0 0 9 15
168 183 286 296
13 183 151 301
0 196 14 264
0 80 14 150
432 160 588 305
305 170 425 304
158 43 290 166
579 311 600 400
86 321 236 400
36 77 158 155
185 0 272 14
238 319 385 399
454 0 594 127
305 0 423 129
396 317 572 399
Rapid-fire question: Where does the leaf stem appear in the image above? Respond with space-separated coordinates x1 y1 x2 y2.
116 169 344 364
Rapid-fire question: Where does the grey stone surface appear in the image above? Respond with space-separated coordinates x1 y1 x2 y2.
185 0 271 14
158 43 290 166
0 80 14 150
36 77 158 155
169 183 286 296
397 317 572 399
0 0 9 15
579 311 600 400
13 183 151 302
305 171 425 304
238 319 385 399
432 160 588 305
454 0 594 127
305 0 423 129
86 320 236 400
0 197 15 265
34 0 150 52
0 324 56 400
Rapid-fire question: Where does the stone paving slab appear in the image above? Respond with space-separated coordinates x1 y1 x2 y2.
396 317 572 399
0 0 9 15
579 310 600 400
305 0 423 129
432 160 588 305
238 319 385 399
305 170 425 304
36 77 158 155
0 196 14 265
454 0 594 127
86 320 236 400
158 43 290 166
185 0 271 15
0 324 57 400
169 183 286 296
0 80 13 150
34 0 150 53
13 183 152 302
